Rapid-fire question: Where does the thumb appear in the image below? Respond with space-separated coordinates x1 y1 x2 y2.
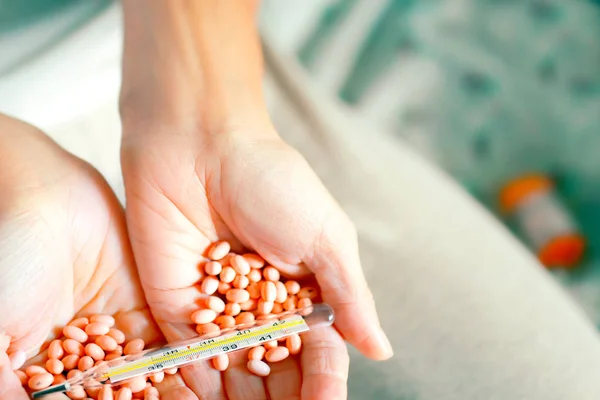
306 211 393 360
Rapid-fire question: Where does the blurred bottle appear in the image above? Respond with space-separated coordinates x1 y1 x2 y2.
499 173 585 268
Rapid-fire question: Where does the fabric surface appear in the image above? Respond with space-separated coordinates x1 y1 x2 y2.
261 0 600 330
263 41 600 400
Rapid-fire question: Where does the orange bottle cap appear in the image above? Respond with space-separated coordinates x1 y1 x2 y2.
538 234 586 268
499 174 553 214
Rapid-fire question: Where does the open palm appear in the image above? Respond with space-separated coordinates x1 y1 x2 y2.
0 116 162 399
121 127 391 400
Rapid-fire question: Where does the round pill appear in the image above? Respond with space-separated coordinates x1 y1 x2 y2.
52 373 66 385
66 369 82 379
243 253 265 269
233 275 250 289
15 370 28 385
208 241 230 260
248 346 266 361
124 376 147 393
247 360 270 377
107 329 126 345
247 282 261 298
28 373 54 390
25 365 47 377
298 287 318 300
196 323 220 335
274 281 287 303
224 302 241 316
272 302 283 314
217 282 231 294
204 261 222 276
63 339 85 356
123 339 145 355
205 296 226 313
48 339 65 360
96 335 119 352
116 387 133 400
201 276 220 295
246 269 262 283
257 300 274 315
298 297 313 311
105 353 121 361
86 322 110 336
191 309 218 324
212 354 229 371
261 281 277 302
78 356 94 371
45 359 64 375
66 387 87 399
239 298 257 311
85 385 101 398
215 315 236 329
219 253 233 266
226 288 250 303
62 354 80 370
235 312 255 325
284 280 300 295
265 346 290 363
85 343 105 361
63 326 88 343
90 314 116 328
283 296 297 311
111 345 124 356
264 340 278 350
149 371 164 383
263 266 280 281
98 385 114 400
231 255 251 275
9 350 26 370
68 317 89 329
219 266 236 283
286 334 302 355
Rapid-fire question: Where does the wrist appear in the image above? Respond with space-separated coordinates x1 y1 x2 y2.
119 0 272 139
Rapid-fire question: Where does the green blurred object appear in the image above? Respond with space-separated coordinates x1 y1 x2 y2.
0 0 79 33
0 0 113 76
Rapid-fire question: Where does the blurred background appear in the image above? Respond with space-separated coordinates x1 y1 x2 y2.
1 0 600 398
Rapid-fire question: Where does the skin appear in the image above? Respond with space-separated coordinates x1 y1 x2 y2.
120 1 392 399
0 115 162 399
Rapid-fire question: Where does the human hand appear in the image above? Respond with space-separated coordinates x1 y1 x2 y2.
120 119 393 400
0 115 162 399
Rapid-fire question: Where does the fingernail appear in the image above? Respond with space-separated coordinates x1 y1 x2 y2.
376 329 394 359
8 350 26 370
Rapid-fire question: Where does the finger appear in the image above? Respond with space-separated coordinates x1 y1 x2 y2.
154 372 198 400
0 335 9 353
300 326 349 400
160 322 226 400
223 351 267 400
264 356 301 400
0 351 29 400
308 211 393 360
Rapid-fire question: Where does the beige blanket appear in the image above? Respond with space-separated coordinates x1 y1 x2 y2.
262 41 600 400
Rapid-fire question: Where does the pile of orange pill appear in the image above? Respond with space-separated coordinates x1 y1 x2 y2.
8 241 318 398
195 240 319 377
12 314 164 399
